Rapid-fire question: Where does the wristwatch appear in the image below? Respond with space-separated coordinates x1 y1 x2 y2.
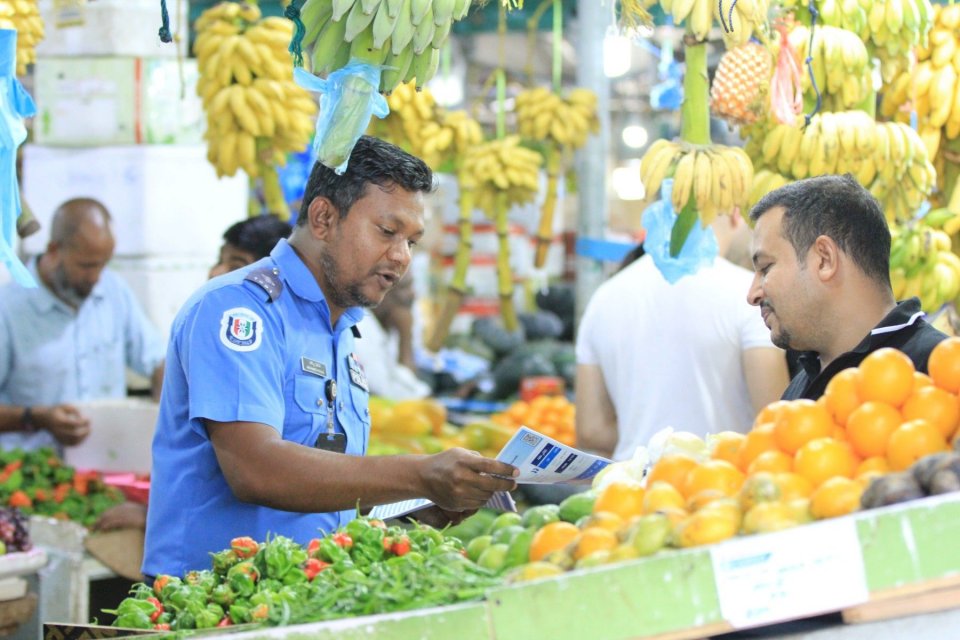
20 407 34 432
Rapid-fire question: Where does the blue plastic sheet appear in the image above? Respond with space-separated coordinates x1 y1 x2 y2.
0 29 36 287
642 178 718 284
294 63 389 175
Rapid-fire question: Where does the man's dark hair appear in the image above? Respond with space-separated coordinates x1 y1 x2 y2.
223 215 292 259
750 174 891 287
296 135 434 226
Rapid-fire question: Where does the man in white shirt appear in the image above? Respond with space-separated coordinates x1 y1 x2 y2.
575 213 789 461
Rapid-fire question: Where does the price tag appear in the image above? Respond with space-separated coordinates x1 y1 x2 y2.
710 518 869 629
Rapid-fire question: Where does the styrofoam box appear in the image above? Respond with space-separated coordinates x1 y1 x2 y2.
34 56 203 146
22 144 248 257
109 254 213 339
64 398 158 475
36 0 188 58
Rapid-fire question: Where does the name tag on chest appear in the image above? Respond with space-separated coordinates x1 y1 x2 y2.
301 357 327 378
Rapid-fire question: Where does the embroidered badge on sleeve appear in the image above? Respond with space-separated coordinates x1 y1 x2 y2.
219 307 264 352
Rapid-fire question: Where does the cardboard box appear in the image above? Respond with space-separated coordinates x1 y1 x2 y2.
43 623 156 640
36 0 187 58
34 56 203 146
21 144 248 257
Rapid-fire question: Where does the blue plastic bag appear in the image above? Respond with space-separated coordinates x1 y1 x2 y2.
0 29 36 287
294 63 389 175
642 178 718 284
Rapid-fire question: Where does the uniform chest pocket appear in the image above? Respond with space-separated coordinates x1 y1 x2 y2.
290 375 329 445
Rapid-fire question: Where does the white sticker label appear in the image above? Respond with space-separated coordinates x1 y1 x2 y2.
219 307 263 352
711 517 869 629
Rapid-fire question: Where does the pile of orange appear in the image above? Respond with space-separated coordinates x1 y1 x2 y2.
491 395 576 446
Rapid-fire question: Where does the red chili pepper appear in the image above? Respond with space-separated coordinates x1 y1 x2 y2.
250 603 269 621
217 617 232 627
382 536 394 552
73 474 89 496
153 624 170 631
32 488 48 502
391 536 411 557
230 536 259 559
53 483 70 504
153 575 172 597
306 537 322 558
4 461 22 473
303 557 329 581
368 519 387 529
146 597 164 623
8 490 31 508
332 532 353 549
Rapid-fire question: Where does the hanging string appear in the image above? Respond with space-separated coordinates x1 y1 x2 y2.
158 0 172 43
285 0 306 68
803 0 822 126
718 0 739 33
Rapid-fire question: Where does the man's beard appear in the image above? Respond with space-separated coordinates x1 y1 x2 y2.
318 250 378 309
50 264 89 307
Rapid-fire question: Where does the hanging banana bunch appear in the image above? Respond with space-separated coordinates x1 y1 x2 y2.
515 86 599 267
296 0 471 93
0 0 44 76
194 2 317 216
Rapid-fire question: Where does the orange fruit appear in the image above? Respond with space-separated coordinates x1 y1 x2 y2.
593 482 646 520
809 476 863 519
573 527 618 561
772 472 815 500
682 460 746 499
774 400 835 454
913 372 934 391
738 423 780 472
646 455 698 492
886 418 949 471
580 511 625 535
855 456 890 478
710 431 746 466
845 401 902 458
857 347 916 407
747 449 794 474
686 489 728 512
755 400 791 427
643 481 687 514
794 437 858 487
902 385 960 440
928 337 960 394
529 522 581 562
823 368 863 425
831 425 848 442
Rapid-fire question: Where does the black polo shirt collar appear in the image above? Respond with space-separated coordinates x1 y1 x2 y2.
796 298 924 380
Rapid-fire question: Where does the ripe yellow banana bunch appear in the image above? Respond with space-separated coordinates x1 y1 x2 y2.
514 87 599 150
0 0 44 76
640 140 754 224
747 169 791 211
370 81 482 169
460 136 542 216
757 110 876 181
297 0 471 94
194 2 318 179
889 224 960 312
868 122 937 223
787 25 870 110
659 0 765 43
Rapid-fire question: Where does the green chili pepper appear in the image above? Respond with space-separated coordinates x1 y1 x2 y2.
228 603 250 624
211 584 235 607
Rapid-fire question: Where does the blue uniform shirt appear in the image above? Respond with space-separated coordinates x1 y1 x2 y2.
0 258 165 452
142 239 370 577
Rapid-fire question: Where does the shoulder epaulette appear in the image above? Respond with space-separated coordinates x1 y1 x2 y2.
244 267 283 302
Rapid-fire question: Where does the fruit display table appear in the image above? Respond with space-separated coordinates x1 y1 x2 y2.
56 492 960 640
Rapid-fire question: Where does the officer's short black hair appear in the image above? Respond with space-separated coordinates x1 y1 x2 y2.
296 136 434 226
223 215 292 259
750 174 891 288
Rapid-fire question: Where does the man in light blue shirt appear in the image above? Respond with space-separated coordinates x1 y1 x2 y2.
0 198 165 453
144 137 518 577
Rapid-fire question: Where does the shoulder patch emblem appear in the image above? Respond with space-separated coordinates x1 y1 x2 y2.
220 307 263 352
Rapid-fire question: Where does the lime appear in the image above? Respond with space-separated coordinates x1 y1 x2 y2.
558 492 595 523
488 511 523 534
520 504 561 530
502 528 534 569
466 534 493 562
491 524 525 546
477 543 509 572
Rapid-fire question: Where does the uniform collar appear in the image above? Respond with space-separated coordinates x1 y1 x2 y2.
25 255 105 315
270 239 365 326
796 298 925 377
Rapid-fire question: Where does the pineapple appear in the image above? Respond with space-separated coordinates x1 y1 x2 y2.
710 42 774 126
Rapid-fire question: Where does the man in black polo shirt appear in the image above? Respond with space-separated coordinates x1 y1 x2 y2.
746 174 947 401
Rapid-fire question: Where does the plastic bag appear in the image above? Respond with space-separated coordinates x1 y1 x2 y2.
0 29 36 287
642 178 718 284
294 63 389 175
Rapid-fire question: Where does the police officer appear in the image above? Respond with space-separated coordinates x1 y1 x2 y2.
143 137 519 577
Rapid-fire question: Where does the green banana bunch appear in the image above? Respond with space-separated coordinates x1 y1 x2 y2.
889 223 960 311
297 0 472 94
